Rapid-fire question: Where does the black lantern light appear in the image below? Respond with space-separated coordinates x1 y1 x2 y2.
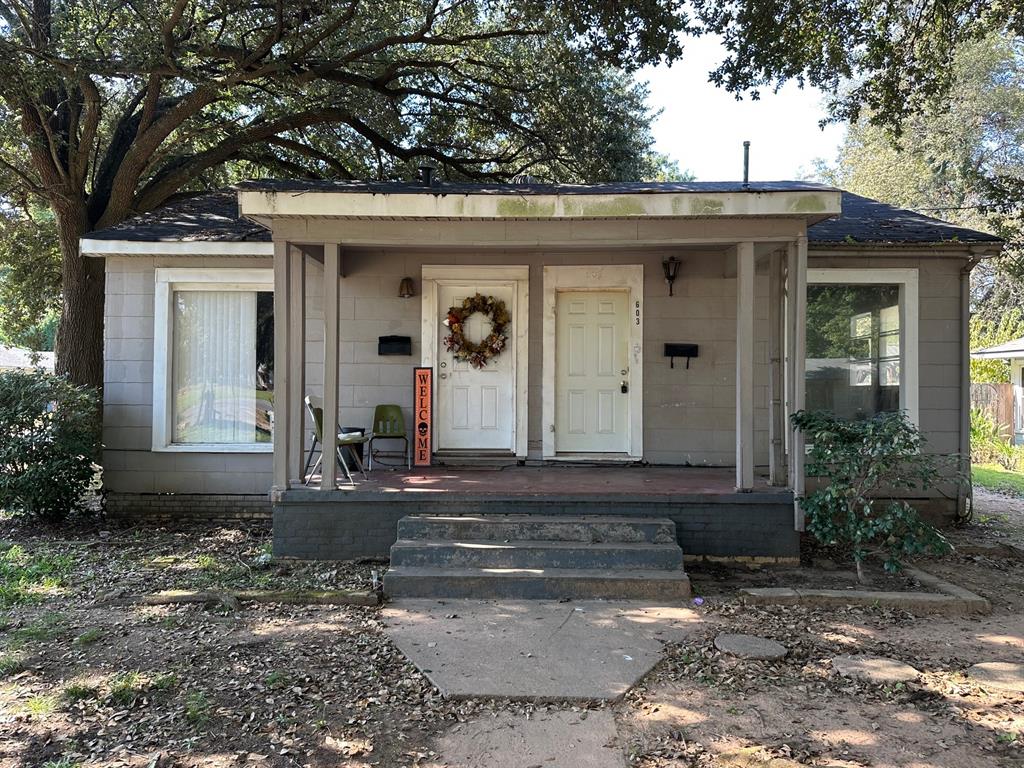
662 256 681 296
398 277 415 298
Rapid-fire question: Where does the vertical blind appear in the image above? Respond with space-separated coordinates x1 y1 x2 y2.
172 290 257 444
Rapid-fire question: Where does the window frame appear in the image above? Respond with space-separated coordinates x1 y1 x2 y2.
806 267 919 426
152 267 275 453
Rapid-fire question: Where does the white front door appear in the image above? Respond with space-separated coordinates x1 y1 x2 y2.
555 290 630 453
437 283 516 452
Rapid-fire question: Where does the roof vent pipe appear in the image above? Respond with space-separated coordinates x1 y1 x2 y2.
418 164 435 186
742 141 750 190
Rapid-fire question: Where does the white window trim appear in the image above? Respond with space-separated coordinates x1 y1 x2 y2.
153 268 274 453
806 267 919 426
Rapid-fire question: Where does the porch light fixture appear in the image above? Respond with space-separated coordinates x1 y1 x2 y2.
398 277 415 298
662 256 681 296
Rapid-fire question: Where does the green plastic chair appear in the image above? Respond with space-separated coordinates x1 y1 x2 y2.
367 404 410 470
303 395 369 484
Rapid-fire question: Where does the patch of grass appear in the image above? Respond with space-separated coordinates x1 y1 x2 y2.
152 672 178 691
23 694 57 716
156 615 183 629
0 652 23 677
973 464 1024 496
62 681 99 703
0 543 73 608
42 759 79 768
264 670 288 690
73 628 103 646
184 691 210 724
195 554 218 571
7 613 68 648
107 671 145 707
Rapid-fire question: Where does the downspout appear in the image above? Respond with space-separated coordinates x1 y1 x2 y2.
959 256 981 523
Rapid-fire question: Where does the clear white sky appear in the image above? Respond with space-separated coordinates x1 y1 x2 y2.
638 36 847 182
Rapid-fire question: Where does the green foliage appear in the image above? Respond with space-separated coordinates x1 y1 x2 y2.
0 542 73 608
0 371 98 521
184 691 211 724
107 672 144 707
971 408 1013 466
62 681 99 703
0 207 60 351
971 309 1024 382
973 463 1024 497
792 410 954 581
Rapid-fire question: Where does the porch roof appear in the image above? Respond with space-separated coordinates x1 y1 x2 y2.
80 185 1002 255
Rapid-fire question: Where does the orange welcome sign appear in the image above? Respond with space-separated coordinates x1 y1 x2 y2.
413 367 433 466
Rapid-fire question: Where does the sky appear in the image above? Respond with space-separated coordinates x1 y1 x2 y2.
639 36 847 182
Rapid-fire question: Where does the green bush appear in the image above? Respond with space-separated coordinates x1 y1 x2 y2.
0 371 99 521
970 408 1013 467
792 410 955 583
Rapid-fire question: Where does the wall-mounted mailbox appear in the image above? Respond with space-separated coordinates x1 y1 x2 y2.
378 335 412 356
664 343 698 369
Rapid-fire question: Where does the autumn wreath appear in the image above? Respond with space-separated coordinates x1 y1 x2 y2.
443 293 511 369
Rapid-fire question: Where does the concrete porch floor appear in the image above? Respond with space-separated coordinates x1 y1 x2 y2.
305 464 788 497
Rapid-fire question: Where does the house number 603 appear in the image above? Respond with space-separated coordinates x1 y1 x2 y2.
635 301 641 325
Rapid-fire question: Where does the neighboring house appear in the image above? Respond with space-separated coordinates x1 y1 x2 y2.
82 181 1003 562
0 345 55 373
972 338 1024 444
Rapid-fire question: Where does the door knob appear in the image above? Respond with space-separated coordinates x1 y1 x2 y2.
440 373 448 379
620 381 628 393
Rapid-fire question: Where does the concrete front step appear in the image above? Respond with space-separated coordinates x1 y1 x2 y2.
396 514 677 544
383 566 692 600
390 539 684 570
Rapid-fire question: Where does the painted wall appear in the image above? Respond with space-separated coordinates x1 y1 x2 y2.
101 246 969 498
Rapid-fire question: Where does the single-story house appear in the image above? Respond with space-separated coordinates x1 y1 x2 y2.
972 337 1024 444
82 180 1003 565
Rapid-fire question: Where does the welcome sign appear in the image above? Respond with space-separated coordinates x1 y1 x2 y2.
413 367 433 466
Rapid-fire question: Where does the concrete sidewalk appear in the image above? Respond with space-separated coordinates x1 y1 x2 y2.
383 598 700 702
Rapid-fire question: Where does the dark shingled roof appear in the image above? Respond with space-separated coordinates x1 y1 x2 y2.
808 192 1002 244
84 191 270 242
83 183 1002 247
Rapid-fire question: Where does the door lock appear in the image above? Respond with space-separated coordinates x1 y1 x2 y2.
440 373 448 379
620 381 628 394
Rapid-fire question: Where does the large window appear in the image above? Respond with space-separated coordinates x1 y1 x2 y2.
805 269 918 424
154 269 274 451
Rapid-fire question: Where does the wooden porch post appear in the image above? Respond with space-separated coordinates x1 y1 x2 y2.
272 239 291 491
288 247 306 484
768 249 786 485
736 241 755 490
320 243 340 490
785 241 797 489
791 235 808 529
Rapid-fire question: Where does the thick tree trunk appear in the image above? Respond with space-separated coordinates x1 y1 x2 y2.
54 204 104 391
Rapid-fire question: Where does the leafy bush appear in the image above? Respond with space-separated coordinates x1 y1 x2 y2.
0 371 99 521
970 408 1013 466
792 410 955 582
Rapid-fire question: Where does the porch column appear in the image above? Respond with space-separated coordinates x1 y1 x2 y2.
288 247 306 484
272 239 292 490
790 235 808 529
768 249 786 485
320 243 340 490
735 241 755 490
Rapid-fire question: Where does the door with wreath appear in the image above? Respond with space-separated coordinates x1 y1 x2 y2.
436 283 516 452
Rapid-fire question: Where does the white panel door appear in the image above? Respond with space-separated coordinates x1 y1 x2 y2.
555 291 629 453
437 283 515 451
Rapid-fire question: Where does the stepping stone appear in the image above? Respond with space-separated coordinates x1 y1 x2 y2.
968 662 1024 693
832 655 919 683
714 633 788 660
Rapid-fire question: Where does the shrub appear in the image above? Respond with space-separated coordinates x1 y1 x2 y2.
970 408 1013 466
0 371 98 521
792 410 956 583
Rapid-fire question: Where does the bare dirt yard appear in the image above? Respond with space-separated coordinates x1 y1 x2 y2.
1 491 1022 768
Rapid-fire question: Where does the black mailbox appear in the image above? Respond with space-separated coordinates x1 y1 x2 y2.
664 343 698 369
378 335 412 356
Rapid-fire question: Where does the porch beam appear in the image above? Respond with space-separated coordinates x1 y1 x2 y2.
791 235 809 529
768 249 785 485
320 243 341 490
288 247 306 485
272 239 291 490
735 241 755 491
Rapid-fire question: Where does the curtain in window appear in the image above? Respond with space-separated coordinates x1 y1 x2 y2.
172 290 257 443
